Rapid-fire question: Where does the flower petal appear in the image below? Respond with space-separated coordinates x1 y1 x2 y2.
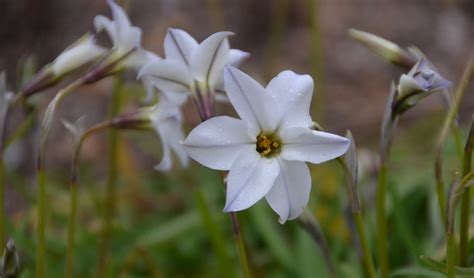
213 49 250 91
229 49 250 67
108 0 131 36
138 59 192 93
183 116 253 170
151 103 189 171
190 31 233 86
266 70 314 130
265 159 311 224
224 66 277 135
164 28 198 65
224 150 280 212
280 127 350 164
94 15 117 45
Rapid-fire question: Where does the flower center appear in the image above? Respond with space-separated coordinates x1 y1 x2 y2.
256 134 281 157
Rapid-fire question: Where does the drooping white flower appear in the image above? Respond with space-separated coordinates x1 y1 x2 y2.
93 0 149 71
52 34 106 76
108 98 189 172
183 67 350 223
138 29 249 119
149 100 189 171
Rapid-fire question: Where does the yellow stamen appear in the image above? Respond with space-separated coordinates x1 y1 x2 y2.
256 134 281 157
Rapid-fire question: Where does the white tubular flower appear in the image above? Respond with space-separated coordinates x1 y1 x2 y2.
138 28 249 119
183 67 350 223
149 100 189 171
52 34 106 76
93 0 148 71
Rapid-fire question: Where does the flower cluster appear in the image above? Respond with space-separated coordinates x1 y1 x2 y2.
13 0 352 222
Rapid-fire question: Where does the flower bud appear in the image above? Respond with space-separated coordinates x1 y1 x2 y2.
395 59 452 114
1 238 20 277
348 29 416 69
51 34 106 76
20 34 106 98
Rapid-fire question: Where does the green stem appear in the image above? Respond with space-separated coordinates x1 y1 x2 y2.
97 75 123 277
459 121 473 266
65 121 112 278
36 78 83 278
307 0 325 123
0 147 4 253
221 173 251 277
354 212 376 278
229 212 251 278
336 157 375 277
5 107 36 149
447 233 456 278
36 168 46 278
194 190 232 276
65 182 78 278
435 57 473 225
376 163 389 278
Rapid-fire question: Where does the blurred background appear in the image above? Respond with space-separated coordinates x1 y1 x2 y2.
0 0 473 277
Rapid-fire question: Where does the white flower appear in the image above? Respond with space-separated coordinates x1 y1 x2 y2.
149 100 189 171
51 34 106 76
138 29 249 117
183 67 350 223
94 0 148 69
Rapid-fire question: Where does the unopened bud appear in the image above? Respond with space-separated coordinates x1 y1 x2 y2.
395 59 452 114
20 33 106 98
1 238 20 277
348 29 416 69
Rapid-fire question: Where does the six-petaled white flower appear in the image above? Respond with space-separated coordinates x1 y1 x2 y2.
94 0 149 70
138 29 249 119
183 67 350 223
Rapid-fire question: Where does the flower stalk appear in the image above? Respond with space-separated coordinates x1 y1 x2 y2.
336 131 376 278
36 78 83 278
97 75 123 277
446 171 474 278
376 162 388 278
459 119 473 266
435 56 473 224
222 173 251 278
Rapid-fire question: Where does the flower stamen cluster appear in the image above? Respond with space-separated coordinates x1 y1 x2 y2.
256 134 281 156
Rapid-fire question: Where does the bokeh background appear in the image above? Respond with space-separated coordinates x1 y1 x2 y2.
0 0 473 277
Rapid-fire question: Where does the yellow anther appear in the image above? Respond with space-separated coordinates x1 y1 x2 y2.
256 134 281 157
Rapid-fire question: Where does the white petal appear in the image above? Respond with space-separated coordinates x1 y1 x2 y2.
142 77 156 104
119 26 142 54
125 48 154 70
183 116 253 170
398 74 425 96
108 0 131 36
224 66 277 135
265 159 311 224
138 59 192 93
190 31 233 86
266 70 314 130
151 103 189 171
164 28 198 65
228 49 250 67
94 15 118 45
160 90 189 106
280 127 350 164
213 49 250 91
224 150 280 212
